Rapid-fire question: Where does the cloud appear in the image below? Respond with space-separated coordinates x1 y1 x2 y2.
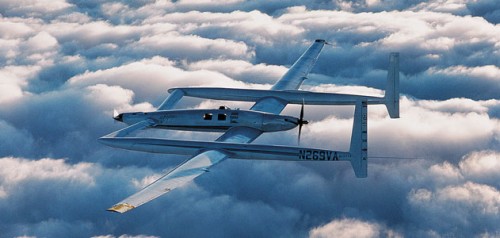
396 150 499 236
129 32 255 61
402 65 500 100
24 31 59 53
309 218 400 238
0 156 162 237
0 120 34 158
66 56 261 106
459 150 500 184
466 0 500 24
0 0 72 18
187 59 287 84
0 157 94 190
407 181 499 236
0 1 499 237
145 10 304 44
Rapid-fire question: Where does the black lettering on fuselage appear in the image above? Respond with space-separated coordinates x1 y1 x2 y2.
299 150 339 161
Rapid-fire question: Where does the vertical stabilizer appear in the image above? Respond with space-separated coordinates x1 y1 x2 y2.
385 52 400 118
349 100 368 178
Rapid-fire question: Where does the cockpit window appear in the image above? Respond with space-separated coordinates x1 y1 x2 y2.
203 113 213 120
218 114 227 120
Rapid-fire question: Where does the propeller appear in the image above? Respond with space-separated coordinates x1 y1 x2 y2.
297 99 308 145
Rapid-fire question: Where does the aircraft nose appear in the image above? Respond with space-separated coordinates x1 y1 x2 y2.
113 113 123 122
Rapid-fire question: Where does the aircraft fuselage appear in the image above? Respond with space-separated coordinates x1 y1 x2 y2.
114 107 299 132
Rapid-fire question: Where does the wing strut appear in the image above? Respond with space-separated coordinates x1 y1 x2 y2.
158 89 184 110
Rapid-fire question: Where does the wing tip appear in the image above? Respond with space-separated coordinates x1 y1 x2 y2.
107 203 136 213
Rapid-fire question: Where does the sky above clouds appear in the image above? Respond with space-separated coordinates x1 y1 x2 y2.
0 0 499 237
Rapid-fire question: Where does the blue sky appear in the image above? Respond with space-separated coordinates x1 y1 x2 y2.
0 0 499 237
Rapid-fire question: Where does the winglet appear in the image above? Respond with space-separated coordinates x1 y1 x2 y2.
107 203 136 213
349 100 368 178
384 52 400 118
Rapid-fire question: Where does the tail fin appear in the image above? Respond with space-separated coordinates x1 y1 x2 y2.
349 100 368 178
384 52 400 119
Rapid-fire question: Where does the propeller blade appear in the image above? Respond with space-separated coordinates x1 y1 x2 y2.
300 99 305 122
298 122 303 145
298 99 305 145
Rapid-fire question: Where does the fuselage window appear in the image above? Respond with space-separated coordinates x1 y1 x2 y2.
218 114 227 121
203 113 213 120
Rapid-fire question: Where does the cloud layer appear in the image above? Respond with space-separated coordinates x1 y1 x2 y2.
0 0 499 237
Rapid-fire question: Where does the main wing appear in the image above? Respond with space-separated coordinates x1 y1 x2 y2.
251 39 327 113
107 39 327 213
108 150 227 213
107 127 262 213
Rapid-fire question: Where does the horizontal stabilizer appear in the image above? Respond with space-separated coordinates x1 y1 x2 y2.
168 87 385 106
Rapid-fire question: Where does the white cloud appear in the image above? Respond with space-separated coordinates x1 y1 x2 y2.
0 65 41 103
411 0 469 14
0 19 34 39
145 10 304 44
429 161 463 184
67 56 262 105
0 157 95 198
0 1 499 237
131 32 255 60
188 59 287 84
309 218 400 238
0 83 23 103
131 173 163 189
408 181 499 233
277 9 500 56
403 150 499 235
459 150 500 182
24 31 58 52
438 182 499 214
174 0 245 12
46 21 145 49
428 65 500 82
416 98 498 114
0 0 72 16
84 84 134 109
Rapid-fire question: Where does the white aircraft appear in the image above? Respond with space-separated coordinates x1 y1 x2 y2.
99 39 400 213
